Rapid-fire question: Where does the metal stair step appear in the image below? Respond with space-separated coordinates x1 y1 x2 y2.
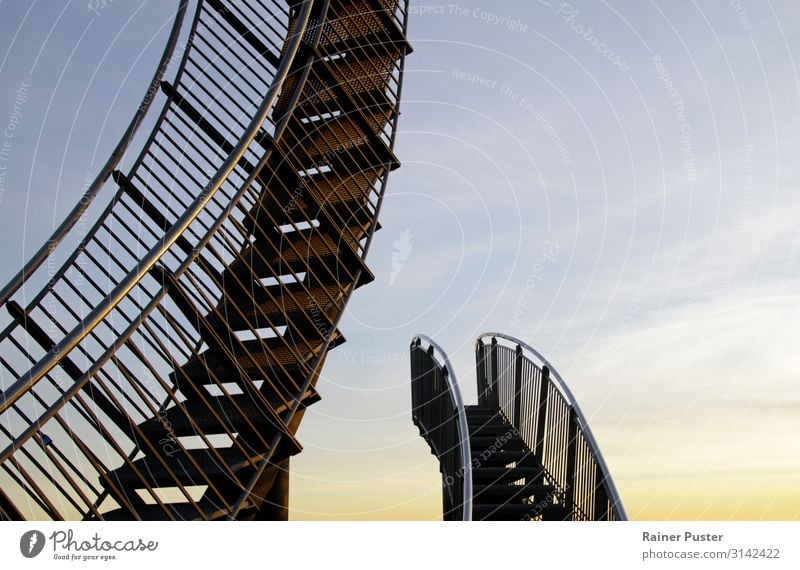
246 178 376 230
171 336 333 393
241 185 379 267
541 505 572 521
275 50 398 124
293 53 397 121
318 52 397 96
324 0 411 56
469 435 526 452
466 409 512 422
97 497 260 521
101 446 278 491
470 449 531 467
471 466 545 485
222 225 371 288
295 80 393 119
301 170 382 216
208 282 345 332
290 107 390 138
468 422 518 438
285 123 400 174
473 482 555 502
94 502 204 521
473 503 567 522
465 405 499 411
319 28 410 61
250 167 379 227
137 388 320 440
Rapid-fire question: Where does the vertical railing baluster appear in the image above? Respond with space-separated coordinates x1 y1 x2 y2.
565 406 578 520
535 365 550 460
489 336 499 410
594 460 608 521
513 344 523 429
476 341 488 407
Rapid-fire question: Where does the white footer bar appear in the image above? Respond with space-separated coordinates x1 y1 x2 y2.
2 521 798 569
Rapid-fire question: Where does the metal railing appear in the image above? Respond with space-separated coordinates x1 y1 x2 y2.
0 0 308 417
0 1 190 308
410 335 472 521
0 0 411 520
0 0 312 521
476 333 626 521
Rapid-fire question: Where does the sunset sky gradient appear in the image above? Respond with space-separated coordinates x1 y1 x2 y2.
0 0 798 520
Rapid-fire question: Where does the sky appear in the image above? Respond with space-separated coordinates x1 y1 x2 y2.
0 0 799 520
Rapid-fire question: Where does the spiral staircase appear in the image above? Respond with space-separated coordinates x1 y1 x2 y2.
411 334 627 521
0 0 410 521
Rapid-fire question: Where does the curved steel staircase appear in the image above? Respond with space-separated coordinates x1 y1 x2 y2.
0 0 410 521
411 333 626 521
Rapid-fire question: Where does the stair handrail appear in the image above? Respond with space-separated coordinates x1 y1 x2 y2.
411 334 472 521
0 0 315 416
478 332 627 520
0 0 190 307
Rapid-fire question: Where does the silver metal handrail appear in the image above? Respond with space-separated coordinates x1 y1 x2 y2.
0 0 314 416
0 0 190 307
413 334 473 521
479 332 627 520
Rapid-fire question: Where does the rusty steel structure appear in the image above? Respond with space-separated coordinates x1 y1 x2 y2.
0 0 410 520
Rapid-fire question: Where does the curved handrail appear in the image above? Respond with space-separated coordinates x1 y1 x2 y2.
0 0 411 521
412 334 472 521
0 0 314 416
0 0 190 307
478 332 627 520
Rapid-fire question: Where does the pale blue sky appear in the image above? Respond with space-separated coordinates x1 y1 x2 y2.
1 1 799 519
